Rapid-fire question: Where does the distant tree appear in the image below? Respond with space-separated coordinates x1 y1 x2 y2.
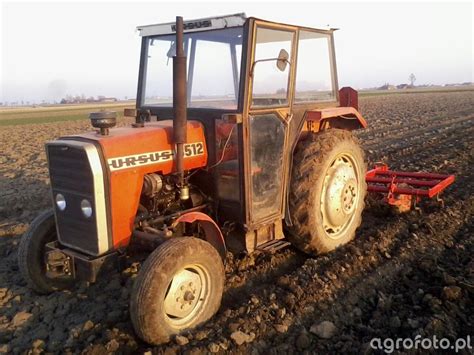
409 73 416 86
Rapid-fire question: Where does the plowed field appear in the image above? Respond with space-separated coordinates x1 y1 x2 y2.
0 90 473 354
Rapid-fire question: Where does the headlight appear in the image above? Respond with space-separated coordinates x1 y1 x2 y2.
81 199 93 218
55 194 66 211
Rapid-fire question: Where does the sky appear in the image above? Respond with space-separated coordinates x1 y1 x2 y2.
0 0 473 103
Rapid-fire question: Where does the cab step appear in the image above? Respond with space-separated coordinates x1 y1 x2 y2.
257 239 291 253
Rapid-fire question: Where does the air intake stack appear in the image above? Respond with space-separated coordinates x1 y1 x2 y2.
89 111 117 136
173 16 188 200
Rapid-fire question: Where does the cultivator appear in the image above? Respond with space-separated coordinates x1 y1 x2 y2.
366 164 455 212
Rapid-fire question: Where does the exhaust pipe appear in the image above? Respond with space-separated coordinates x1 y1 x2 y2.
173 16 188 199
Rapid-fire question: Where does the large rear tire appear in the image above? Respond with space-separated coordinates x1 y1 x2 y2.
18 210 74 294
130 237 225 345
288 129 367 255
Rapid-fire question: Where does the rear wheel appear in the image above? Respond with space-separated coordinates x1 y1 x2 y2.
288 129 367 254
130 237 224 345
18 210 74 293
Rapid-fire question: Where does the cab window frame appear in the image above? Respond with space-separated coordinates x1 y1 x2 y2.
249 24 297 110
293 28 339 105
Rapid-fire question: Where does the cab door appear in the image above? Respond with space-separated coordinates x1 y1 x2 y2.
243 21 297 226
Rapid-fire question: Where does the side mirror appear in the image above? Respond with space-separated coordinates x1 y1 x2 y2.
276 49 289 72
250 49 291 77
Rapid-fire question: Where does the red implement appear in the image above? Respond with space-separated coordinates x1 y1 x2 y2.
365 164 455 211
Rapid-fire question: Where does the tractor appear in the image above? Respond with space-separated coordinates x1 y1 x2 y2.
19 14 398 344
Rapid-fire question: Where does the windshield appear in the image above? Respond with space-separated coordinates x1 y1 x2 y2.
142 27 243 110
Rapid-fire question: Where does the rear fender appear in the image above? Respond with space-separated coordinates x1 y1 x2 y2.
172 212 226 261
304 87 367 132
286 87 367 226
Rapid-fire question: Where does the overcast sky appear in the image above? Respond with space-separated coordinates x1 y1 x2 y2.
1 1 472 103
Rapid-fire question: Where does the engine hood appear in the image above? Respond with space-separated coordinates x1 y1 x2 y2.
64 119 208 174
50 119 208 249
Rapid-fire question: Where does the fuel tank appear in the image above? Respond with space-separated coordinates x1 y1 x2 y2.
59 120 208 250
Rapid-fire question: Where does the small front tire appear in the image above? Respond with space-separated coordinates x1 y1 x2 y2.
18 209 74 294
130 237 225 345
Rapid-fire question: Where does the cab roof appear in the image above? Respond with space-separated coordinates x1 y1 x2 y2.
137 13 336 37
137 13 247 37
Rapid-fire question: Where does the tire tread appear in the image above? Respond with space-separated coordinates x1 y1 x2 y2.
130 237 224 345
288 129 367 254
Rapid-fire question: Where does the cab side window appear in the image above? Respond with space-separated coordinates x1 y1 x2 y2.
295 30 335 102
251 27 294 108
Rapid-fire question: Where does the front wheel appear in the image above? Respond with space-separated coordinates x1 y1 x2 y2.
18 209 74 293
130 237 225 345
288 129 367 254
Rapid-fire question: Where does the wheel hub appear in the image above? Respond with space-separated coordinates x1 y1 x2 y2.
342 181 357 212
321 154 360 239
163 268 202 319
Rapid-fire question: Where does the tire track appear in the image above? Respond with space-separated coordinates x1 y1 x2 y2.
358 108 474 144
365 123 474 162
364 115 474 152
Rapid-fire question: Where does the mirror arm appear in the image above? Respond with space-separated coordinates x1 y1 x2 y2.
250 58 291 77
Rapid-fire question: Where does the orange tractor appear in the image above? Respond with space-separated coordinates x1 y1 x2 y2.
18 14 454 344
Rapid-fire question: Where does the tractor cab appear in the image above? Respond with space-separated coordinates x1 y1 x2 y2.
135 14 356 251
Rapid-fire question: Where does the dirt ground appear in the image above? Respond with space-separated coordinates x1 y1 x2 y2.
0 91 473 354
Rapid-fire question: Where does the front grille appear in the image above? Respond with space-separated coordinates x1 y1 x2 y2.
47 142 106 255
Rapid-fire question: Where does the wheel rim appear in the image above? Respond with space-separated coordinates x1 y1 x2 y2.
320 152 360 240
163 264 210 328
